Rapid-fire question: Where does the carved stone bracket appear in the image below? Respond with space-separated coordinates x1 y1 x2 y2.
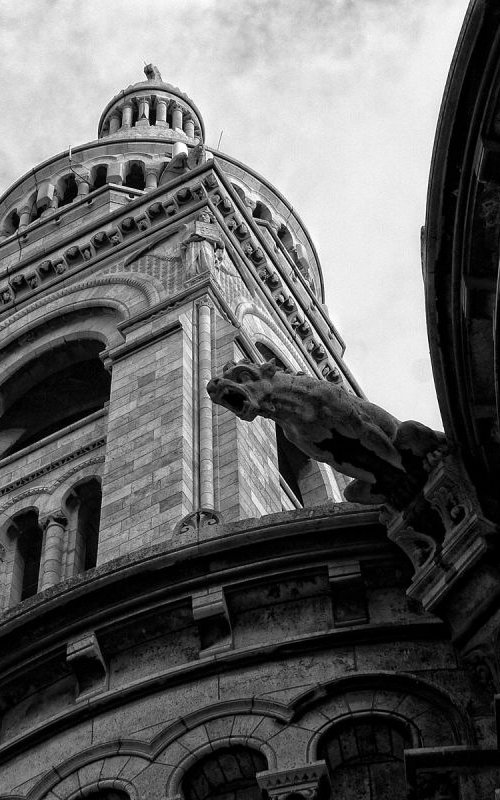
462 643 500 695
256 761 330 800
66 631 108 698
175 508 222 534
423 454 479 536
192 586 232 654
380 451 498 611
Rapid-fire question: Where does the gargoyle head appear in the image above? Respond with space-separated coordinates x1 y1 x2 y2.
207 359 280 421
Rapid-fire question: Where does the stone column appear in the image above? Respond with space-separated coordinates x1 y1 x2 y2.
121 101 133 128
39 512 68 590
145 168 159 191
198 299 215 508
183 115 195 138
109 112 121 134
156 97 168 124
172 103 183 131
138 97 150 120
77 173 90 198
18 205 32 231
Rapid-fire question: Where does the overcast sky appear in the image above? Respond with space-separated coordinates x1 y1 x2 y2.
0 0 468 430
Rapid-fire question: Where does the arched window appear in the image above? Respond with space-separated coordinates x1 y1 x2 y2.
68 478 102 573
58 174 78 207
277 224 294 252
318 714 413 800
9 510 43 602
124 161 145 190
253 201 273 222
92 164 108 190
231 183 246 203
182 746 267 800
0 339 111 458
3 208 20 235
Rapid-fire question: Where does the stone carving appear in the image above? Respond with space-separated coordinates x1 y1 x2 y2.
175 508 222 534
256 762 330 800
207 359 446 510
144 63 162 81
179 214 224 279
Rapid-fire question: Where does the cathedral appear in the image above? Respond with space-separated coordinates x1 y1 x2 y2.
0 1 500 798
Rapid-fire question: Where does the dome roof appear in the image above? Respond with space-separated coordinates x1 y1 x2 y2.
97 65 205 141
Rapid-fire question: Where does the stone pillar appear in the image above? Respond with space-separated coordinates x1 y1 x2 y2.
107 162 124 186
184 115 195 138
172 103 183 131
18 205 31 230
156 97 168 124
121 101 133 128
145 168 159 191
36 180 55 212
138 97 150 120
39 512 68 590
77 173 90 198
109 112 121 134
198 299 215 509
173 141 189 158
50 190 60 211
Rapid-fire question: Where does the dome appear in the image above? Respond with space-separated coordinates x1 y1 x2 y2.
97 64 205 142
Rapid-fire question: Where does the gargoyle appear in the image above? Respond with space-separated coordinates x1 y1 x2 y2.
206 359 447 510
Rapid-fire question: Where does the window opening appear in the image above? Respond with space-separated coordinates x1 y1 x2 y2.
92 165 108 190
59 175 78 206
124 161 145 190
182 746 267 800
71 478 102 572
319 715 413 800
0 339 111 458
10 510 43 600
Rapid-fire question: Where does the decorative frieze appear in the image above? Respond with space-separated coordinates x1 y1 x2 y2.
256 761 330 800
0 438 105 497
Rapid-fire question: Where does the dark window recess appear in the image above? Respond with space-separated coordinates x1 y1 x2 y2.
71 478 102 572
331 577 368 626
255 343 307 505
92 165 108 190
124 162 145 190
149 105 157 125
182 746 267 800
0 339 111 458
319 716 413 800
12 510 43 600
253 201 273 222
59 175 78 206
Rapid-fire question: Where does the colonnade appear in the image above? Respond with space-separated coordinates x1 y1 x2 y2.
105 95 197 138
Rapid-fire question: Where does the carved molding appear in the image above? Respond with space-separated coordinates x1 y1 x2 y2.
256 762 330 800
0 441 105 498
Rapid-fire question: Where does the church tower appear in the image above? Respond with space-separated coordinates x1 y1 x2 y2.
0 65 354 579
0 68 479 800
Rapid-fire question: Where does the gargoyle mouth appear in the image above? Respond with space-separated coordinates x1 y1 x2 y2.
206 379 257 421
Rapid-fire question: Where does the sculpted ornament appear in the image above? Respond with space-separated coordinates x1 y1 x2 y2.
179 213 224 279
207 359 446 510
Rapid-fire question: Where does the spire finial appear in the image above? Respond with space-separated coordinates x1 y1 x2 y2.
144 63 162 81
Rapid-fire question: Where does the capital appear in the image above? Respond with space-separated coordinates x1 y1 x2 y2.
41 511 68 531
